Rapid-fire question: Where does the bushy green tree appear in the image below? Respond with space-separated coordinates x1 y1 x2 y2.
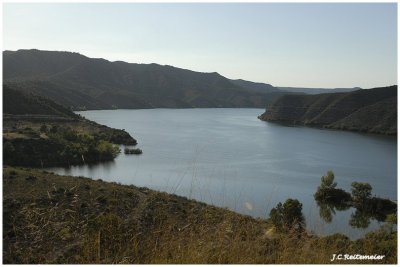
318 170 337 190
314 171 351 203
269 198 305 232
351 182 372 204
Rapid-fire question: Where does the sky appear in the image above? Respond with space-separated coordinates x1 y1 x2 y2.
2 3 398 88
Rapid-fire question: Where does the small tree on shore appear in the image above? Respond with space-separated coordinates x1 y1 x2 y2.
269 198 305 232
314 171 351 203
351 182 372 204
318 170 337 190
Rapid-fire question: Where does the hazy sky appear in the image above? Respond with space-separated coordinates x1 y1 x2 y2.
3 3 397 88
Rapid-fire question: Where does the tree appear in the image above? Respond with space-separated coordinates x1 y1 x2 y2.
314 171 351 203
351 182 372 204
269 198 305 232
318 170 337 190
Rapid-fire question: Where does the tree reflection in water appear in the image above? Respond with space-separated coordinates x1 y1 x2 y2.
349 209 371 229
316 199 351 224
316 198 395 229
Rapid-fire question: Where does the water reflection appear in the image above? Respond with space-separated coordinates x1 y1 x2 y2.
316 200 352 224
56 159 117 178
349 210 371 229
316 198 394 229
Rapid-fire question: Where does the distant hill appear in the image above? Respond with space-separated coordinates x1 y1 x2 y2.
229 79 280 94
277 87 360 95
3 49 291 110
4 49 364 110
258 85 397 135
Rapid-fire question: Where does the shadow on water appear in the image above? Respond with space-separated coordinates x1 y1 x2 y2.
57 159 117 177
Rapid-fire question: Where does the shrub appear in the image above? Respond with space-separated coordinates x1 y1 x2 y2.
351 182 372 204
314 171 351 204
318 170 337 190
269 198 305 232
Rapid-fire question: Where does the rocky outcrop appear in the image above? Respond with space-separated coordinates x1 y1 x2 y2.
258 85 397 135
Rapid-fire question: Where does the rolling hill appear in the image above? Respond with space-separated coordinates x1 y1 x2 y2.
3 49 289 110
258 85 397 135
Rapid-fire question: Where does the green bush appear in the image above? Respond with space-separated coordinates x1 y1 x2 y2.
269 198 305 232
351 182 372 204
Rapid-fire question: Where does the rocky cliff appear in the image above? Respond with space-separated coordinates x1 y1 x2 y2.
258 85 397 135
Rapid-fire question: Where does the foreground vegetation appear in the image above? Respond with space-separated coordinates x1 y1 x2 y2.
3 167 397 264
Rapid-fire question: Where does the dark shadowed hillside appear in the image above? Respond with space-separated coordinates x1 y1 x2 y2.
3 84 78 118
258 85 397 135
4 49 288 110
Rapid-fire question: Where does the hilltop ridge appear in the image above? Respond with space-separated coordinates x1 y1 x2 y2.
3 49 281 109
4 49 359 110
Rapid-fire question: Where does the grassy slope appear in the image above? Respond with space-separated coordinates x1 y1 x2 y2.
3 167 397 264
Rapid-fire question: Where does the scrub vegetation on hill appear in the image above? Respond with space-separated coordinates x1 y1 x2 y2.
3 167 397 264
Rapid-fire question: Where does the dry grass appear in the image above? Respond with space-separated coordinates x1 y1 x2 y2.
3 166 397 264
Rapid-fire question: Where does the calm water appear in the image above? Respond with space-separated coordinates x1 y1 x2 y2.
49 108 397 239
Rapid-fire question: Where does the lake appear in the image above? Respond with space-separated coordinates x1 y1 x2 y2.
49 108 397 239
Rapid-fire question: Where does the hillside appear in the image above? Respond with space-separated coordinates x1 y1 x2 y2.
258 85 397 135
229 79 280 94
4 49 289 110
3 85 137 167
3 166 396 264
3 84 78 118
